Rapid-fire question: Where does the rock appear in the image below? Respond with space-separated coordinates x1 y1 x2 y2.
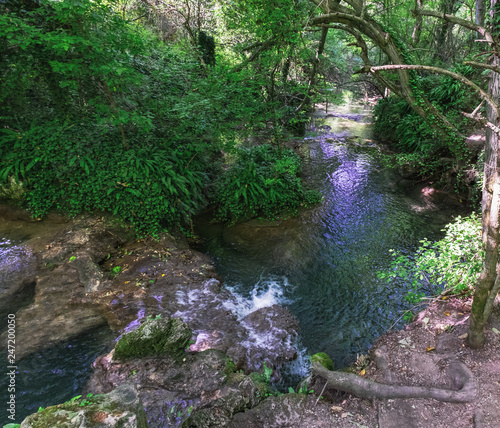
0 176 26 201
19 383 147 428
114 317 192 361
86 349 267 427
227 394 335 427
2 216 129 359
182 376 267 428
227 305 299 373
0 243 37 320
310 352 334 371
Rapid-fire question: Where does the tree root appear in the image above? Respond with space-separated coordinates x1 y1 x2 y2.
312 359 477 403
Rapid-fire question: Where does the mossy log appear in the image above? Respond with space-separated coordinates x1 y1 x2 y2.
312 359 476 403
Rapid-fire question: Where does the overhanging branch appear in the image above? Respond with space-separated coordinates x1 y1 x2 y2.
363 64 500 121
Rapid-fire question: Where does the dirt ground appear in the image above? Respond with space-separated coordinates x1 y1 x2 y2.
321 296 500 428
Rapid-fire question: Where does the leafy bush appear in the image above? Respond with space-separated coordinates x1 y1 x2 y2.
0 0 320 235
378 213 483 304
0 122 207 235
374 96 439 154
213 145 321 222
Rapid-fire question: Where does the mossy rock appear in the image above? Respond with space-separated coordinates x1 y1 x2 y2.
114 317 192 361
310 352 334 371
19 383 147 427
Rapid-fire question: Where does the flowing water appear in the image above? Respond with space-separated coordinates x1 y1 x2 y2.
0 224 115 424
195 103 467 383
0 103 467 423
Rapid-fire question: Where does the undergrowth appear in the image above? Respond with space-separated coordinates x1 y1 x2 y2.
213 144 321 223
378 213 482 306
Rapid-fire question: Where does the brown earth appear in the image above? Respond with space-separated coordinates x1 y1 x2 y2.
305 296 500 428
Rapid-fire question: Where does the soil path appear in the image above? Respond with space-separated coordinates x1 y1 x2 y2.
314 297 500 428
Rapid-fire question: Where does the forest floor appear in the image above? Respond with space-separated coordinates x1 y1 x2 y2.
326 297 500 428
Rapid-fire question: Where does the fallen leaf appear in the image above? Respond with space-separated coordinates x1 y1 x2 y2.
492 328 500 334
458 312 464 315
423 317 429 326
426 346 436 352
458 333 468 339
358 369 366 376
331 406 343 413
442 296 447 300
124 281 130 284
444 311 451 316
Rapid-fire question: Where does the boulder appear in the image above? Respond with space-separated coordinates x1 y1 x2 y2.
114 317 192 361
86 349 268 427
227 305 299 374
227 394 335 428
19 383 147 428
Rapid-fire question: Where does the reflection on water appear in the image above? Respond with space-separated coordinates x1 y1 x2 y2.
0 326 114 425
196 103 465 378
0 222 114 425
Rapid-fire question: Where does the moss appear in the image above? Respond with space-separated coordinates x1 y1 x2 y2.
114 317 192 361
224 358 237 377
310 352 334 371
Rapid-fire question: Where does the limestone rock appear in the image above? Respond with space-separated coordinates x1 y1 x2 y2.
19 383 147 428
114 317 192 361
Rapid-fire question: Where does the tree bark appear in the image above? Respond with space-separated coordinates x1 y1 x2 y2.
476 0 486 27
312 361 477 403
412 0 424 46
469 46 500 348
295 27 329 112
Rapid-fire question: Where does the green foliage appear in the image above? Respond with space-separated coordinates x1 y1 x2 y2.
0 0 321 234
374 96 440 154
0 121 207 235
262 362 273 383
378 214 483 305
213 145 321 223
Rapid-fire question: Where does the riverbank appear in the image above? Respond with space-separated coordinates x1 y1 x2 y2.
4 103 496 427
3 200 500 427
0 204 300 425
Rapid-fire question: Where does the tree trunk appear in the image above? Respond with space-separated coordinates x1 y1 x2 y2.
468 39 500 348
476 0 486 26
433 0 460 62
412 0 424 46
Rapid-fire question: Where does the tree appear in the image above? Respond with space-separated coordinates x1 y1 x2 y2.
305 0 500 347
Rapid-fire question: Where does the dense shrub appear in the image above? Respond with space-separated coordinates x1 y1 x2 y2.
0 122 207 235
0 0 321 234
374 66 481 162
378 213 483 304
213 145 321 223
373 97 439 154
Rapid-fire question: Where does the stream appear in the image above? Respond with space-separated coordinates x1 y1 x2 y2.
0 102 467 423
195 102 466 384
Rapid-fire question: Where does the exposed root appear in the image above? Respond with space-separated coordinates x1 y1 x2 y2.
312 358 477 403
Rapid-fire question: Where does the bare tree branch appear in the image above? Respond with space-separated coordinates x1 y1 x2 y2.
363 64 500 121
464 60 500 74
